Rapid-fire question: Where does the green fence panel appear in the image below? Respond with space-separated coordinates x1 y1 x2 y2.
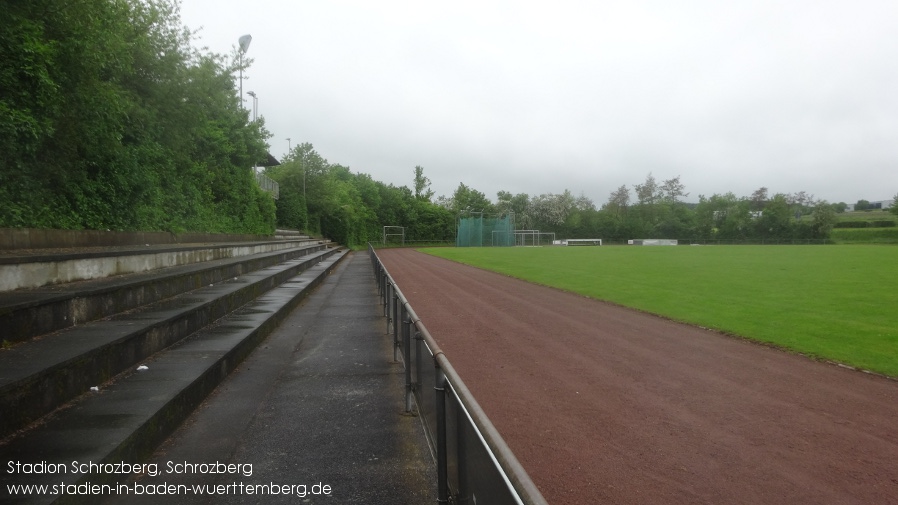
457 214 514 247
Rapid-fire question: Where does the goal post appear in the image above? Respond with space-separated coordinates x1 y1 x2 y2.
514 230 555 246
383 226 405 246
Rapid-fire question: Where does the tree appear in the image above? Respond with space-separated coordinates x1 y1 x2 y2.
495 191 514 214
574 192 596 211
631 173 691 232
791 191 814 207
660 176 689 204
755 194 792 238
413 165 434 201
811 201 837 239
409 199 455 241
632 173 662 226
750 187 769 212
268 142 329 232
434 194 454 210
788 191 815 220
633 173 660 206
530 191 576 227
451 183 493 215
694 193 751 239
603 185 630 217
0 0 274 233
891 194 898 217
268 142 458 246
496 191 531 227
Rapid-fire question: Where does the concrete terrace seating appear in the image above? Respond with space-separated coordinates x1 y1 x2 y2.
1 239 327 343
0 233 347 502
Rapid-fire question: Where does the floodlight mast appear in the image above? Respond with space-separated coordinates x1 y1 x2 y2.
247 90 257 121
238 34 252 108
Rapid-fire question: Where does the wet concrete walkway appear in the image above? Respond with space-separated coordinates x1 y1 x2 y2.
103 252 436 504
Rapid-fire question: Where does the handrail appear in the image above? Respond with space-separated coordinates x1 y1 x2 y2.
369 243 548 505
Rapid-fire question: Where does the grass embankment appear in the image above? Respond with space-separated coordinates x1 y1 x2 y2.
422 245 898 377
837 210 896 223
832 211 898 243
831 228 898 244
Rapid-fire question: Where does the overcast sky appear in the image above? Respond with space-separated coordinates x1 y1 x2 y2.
179 0 898 206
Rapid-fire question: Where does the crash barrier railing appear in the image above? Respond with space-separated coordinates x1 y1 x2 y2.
369 244 548 505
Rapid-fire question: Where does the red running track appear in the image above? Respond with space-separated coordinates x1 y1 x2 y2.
378 248 898 505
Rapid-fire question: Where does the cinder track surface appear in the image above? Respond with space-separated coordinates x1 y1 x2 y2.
378 248 898 505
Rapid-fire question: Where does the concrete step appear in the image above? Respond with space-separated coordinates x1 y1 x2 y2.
0 242 334 345
0 247 344 439
0 238 331 292
0 250 348 505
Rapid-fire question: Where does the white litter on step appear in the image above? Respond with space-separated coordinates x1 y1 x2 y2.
90 386 99 392
137 365 149 371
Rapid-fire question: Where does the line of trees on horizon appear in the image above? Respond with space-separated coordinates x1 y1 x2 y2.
428 174 845 243
267 146 898 246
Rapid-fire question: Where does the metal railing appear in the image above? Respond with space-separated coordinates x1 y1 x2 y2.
369 244 548 505
254 172 280 199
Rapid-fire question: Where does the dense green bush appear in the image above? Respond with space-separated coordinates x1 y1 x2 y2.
0 0 275 234
835 221 873 228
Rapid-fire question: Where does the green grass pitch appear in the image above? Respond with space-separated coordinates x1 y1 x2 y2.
421 245 898 378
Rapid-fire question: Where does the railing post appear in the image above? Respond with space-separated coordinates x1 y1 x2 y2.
414 331 423 399
378 269 383 300
384 282 391 331
435 366 449 505
382 272 388 305
457 399 469 504
393 291 400 343
402 312 412 412
393 303 409 362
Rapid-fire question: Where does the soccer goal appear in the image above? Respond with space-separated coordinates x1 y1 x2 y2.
514 230 556 246
383 226 405 246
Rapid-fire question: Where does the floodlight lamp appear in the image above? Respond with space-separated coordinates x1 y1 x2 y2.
238 34 252 53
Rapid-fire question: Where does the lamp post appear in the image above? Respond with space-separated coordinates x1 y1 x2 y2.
286 137 291 154
238 34 252 108
302 156 307 231
247 91 258 121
